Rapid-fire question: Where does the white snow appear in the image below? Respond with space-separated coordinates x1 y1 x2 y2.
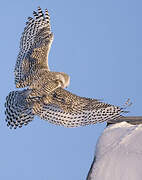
87 122 142 180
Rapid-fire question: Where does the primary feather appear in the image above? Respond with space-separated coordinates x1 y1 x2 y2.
14 7 53 88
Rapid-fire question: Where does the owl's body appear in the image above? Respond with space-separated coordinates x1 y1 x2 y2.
5 7 130 129
16 68 70 95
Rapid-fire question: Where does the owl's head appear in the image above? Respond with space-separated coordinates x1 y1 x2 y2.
56 72 70 88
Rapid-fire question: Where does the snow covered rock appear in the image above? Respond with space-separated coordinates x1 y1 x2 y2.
87 122 142 180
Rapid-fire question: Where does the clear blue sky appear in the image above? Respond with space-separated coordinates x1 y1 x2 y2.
0 0 142 179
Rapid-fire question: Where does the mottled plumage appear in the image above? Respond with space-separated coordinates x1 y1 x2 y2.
14 7 53 87
5 90 34 128
5 7 130 129
5 88 125 129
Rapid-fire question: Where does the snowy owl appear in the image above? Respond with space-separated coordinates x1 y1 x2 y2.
5 7 129 129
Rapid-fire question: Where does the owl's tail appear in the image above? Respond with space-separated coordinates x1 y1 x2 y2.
5 89 35 129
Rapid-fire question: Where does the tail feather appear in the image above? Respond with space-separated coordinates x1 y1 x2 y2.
5 90 34 129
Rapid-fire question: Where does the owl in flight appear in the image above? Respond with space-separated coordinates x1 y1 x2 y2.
5 7 130 129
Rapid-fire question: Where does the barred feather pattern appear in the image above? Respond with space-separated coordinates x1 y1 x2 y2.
38 88 124 127
39 104 123 128
5 88 125 129
5 90 34 129
14 7 53 87
16 69 70 95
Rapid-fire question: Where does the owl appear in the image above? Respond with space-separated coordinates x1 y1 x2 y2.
5 7 130 129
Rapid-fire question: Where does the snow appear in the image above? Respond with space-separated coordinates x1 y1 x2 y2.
87 122 142 180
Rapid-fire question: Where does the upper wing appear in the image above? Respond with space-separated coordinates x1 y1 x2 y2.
36 88 125 127
14 7 53 87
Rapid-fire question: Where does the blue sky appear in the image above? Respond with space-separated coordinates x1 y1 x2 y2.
0 0 142 179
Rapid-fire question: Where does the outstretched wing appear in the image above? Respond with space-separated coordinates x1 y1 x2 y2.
5 88 128 129
14 7 53 88
36 88 125 127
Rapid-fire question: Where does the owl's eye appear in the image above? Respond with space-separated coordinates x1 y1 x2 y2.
53 92 57 98
61 98 65 103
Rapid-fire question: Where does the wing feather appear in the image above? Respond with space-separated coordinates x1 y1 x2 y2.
14 7 53 87
36 88 124 127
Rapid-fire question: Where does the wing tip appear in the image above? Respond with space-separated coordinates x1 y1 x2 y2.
25 7 51 26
